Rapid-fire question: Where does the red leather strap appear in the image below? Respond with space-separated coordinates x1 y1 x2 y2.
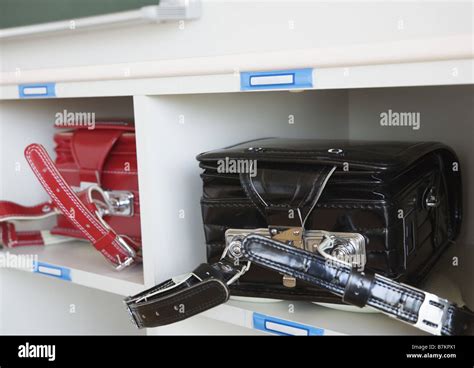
0 222 44 247
0 200 58 248
24 143 137 270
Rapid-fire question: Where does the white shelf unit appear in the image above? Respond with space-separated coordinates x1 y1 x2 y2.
0 78 473 337
133 85 472 336
0 97 148 298
1 58 473 100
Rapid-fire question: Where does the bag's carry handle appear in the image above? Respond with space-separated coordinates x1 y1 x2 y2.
240 166 336 228
242 234 473 336
22 144 140 270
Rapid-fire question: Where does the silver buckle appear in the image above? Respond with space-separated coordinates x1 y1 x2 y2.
226 262 251 286
316 231 366 271
114 254 135 271
88 186 137 270
134 272 199 303
91 209 137 271
106 191 134 217
224 228 366 270
87 185 134 217
112 235 137 271
220 237 251 285
85 187 137 270
414 292 450 335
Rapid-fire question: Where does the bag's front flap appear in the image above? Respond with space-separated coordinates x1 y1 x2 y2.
197 138 449 172
55 121 136 185
239 165 336 226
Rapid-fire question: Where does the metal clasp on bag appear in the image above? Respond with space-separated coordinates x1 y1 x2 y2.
315 231 366 271
269 226 304 288
86 185 137 270
87 185 134 217
220 236 251 286
224 228 367 283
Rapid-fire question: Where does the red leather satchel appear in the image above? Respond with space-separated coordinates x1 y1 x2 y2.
0 122 142 270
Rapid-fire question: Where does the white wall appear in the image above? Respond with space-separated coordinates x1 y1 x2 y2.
0 1 472 72
348 84 474 305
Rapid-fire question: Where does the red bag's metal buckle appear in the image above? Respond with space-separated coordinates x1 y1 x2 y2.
87 185 138 270
224 228 367 286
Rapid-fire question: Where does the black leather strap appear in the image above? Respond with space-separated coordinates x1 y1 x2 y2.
124 262 238 328
242 234 473 336
343 270 374 308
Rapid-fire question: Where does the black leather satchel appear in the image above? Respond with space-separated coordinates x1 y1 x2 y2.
198 139 462 301
125 139 473 335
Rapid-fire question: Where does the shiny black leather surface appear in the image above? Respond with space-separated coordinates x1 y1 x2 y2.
198 139 462 302
125 263 234 328
242 234 473 335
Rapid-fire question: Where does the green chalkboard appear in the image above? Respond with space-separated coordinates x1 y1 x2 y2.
0 0 161 29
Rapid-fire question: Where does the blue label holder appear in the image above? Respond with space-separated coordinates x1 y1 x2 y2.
253 312 324 336
33 261 71 281
240 68 313 91
19 82 56 98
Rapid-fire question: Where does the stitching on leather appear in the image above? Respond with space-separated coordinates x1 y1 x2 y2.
202 203 255 208
26 146 127 261
0 213 51 218
373 278 423 301
14 231 41 235
36 148 130 260
266 204 291 208
207 242 225 247
27 147 105 237
368 299 417 321
141 281 227 325
156 296 226 325
245 236 420 320
315 203 383 209
245 237 345 294
10 241 43 246
230 284 335 297
202 200 384 210
59 168 138 175
52 227 83 234
41 153 134 258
